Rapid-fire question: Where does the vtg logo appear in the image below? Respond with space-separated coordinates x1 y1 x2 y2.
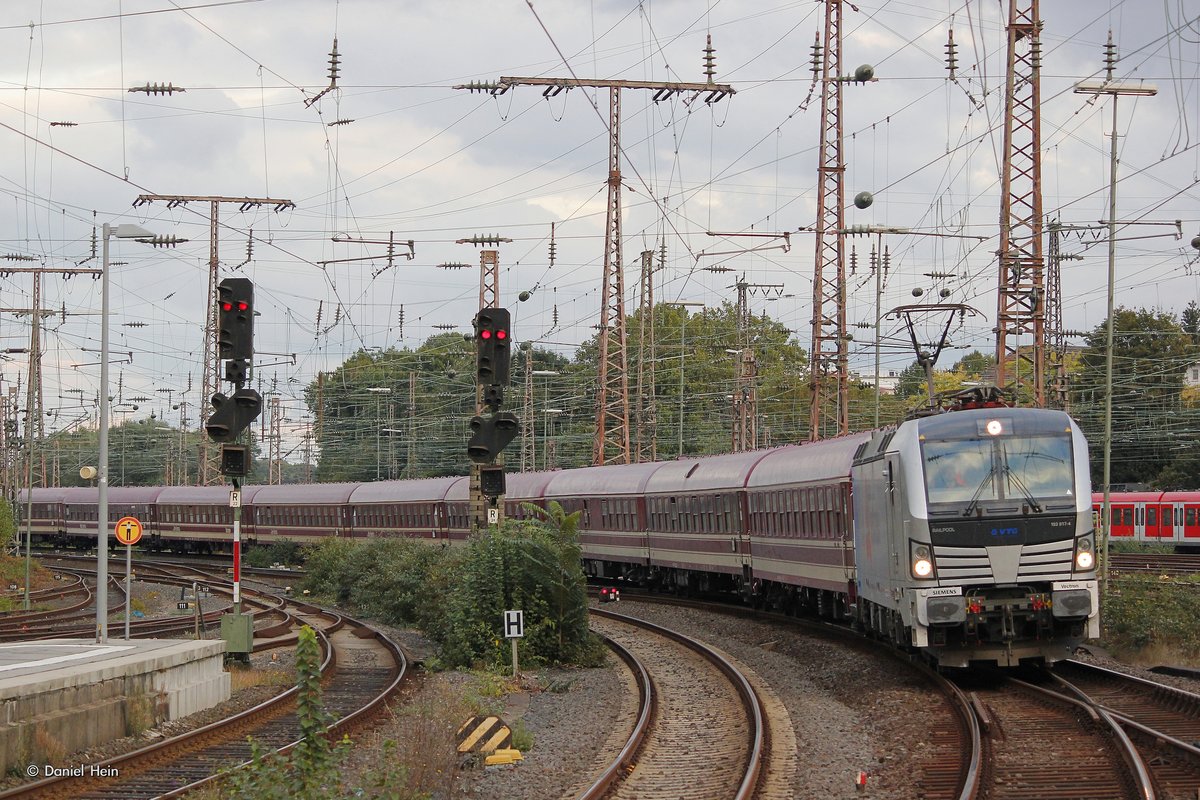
989 526 1019 537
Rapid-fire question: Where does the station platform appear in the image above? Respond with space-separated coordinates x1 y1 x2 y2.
0 638 229 774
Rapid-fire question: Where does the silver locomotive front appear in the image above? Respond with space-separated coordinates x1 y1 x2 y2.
853 406 1098 668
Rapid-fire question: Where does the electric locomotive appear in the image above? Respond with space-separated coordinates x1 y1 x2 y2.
851 400 1098 667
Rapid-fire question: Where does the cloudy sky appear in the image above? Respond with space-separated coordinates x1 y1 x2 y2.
0 0 1195 446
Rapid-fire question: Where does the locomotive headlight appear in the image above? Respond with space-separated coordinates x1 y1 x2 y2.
1075 537 1095 571
911 542 935 580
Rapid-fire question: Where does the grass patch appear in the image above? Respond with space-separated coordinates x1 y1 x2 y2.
229 663 292 691
1101 573 1200 666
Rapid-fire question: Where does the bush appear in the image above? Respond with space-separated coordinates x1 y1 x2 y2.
300 504 603 670
244 540 303 569
1102 574 1200 663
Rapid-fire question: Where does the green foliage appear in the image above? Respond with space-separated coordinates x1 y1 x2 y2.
301 508 601 670
244 540 303 569
0 498 14 552
300 538 360 603
510 718 534 751
46 418 213 487
1071 307 1200 487
224 626 347 799
439 516 600 669
1102 574 1200 662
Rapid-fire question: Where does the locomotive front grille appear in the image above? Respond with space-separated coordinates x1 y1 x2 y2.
932 540 1076 585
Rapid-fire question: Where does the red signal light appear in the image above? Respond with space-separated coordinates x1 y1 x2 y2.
496 329 507 340
480 329 492 340
221 302 233 311
237 301 249 311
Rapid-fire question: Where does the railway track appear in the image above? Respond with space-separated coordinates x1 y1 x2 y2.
963 671 1154 799
1110 552 1200 576
0 567 407 799
1052 660 1200 798
587 591 983 799
579 607 766 799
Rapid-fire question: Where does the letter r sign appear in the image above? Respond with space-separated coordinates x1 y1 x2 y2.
503 610 524 639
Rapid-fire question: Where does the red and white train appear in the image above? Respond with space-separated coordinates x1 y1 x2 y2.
22 396 1101 668
1092 491 1200 549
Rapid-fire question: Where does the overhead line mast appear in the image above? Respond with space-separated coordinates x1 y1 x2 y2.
456 39 734 465
810 0 874 441
995 0 1046 405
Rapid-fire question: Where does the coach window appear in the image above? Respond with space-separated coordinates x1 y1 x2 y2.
1147 507 1157 527
1188 507 1198 527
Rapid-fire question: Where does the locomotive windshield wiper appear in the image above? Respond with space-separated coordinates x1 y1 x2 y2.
1003 467 1043 513
962 466 997 518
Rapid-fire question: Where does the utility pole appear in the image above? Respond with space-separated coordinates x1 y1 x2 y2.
731 276 783 452
810 1 875 440
268 395 282 484
521 345 534 472
2 264 102 490
405 371 416 478
133 194 294 484
635 248 659 462
457 40 734 465
1074 33 1158 599
995 0 1046 405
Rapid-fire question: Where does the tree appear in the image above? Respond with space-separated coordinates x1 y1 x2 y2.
1071 307 1200 486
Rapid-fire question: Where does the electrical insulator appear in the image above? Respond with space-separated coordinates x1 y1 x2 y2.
1103 31 1117 82
946 29 958 78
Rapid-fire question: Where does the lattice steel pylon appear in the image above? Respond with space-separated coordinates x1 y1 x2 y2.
595 88 631 465
268 395 282 484
810 0 849 441
995 0 1045 405
732 276 782 451
1046 219 1067 409
635 249 658 463
456 48 734 465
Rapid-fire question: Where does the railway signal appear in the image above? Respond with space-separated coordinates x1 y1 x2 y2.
217 277 255 362
467 412 520 464
220 444 250 477
205 387 263 443
474 307 511 387
479 465 506 498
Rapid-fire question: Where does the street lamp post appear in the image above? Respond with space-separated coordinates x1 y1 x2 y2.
1073 77 1157 598
97 223 159 643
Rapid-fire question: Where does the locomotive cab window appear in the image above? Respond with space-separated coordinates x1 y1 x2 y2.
921 423 1074 510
